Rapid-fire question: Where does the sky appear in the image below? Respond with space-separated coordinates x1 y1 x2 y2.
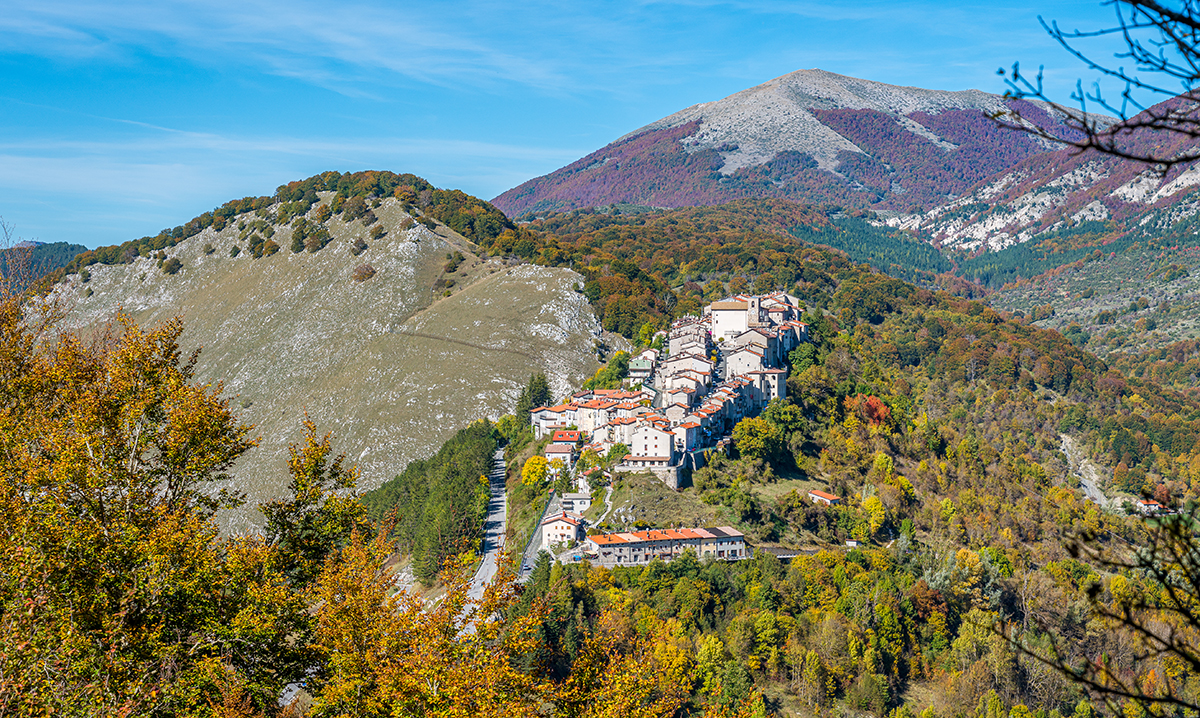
0 0 1143 248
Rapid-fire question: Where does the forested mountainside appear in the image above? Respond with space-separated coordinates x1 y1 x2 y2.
372 218 1200 715
48 171 604 532
987 243 1200 363
478 200 955 341
492 69 1076 218
0 241 87 290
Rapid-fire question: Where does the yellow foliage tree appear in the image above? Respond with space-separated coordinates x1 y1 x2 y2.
522 455 549 486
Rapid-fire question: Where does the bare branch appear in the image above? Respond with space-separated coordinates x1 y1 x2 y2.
1004 508 1200 712
996 1 1200 171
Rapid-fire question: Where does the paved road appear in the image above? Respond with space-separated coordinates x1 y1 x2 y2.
468 448 508 600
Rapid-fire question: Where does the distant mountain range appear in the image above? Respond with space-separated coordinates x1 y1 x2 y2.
492 69 1079 218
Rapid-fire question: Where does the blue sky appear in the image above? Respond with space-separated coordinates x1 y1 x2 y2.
0 1 1133 248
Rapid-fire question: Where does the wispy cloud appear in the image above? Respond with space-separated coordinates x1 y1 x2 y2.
0 0 572 93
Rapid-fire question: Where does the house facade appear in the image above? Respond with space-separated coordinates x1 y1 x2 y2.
585 526 747 565
541 511 583 546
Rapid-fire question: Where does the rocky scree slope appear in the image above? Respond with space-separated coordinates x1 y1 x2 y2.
53 193 604 532
493 68 1073 217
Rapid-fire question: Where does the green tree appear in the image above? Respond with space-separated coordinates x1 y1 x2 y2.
732 417 783 463
516 372 552 427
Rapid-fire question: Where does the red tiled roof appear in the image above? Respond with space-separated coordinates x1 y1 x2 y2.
542 511 581 527
808 489 840 501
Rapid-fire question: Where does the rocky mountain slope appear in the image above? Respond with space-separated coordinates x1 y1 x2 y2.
51 187 605 531
493 68 1074 217
890 97 1200 255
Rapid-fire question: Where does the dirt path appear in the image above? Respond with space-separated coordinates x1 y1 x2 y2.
594 486 614 524
1060 434 1112 510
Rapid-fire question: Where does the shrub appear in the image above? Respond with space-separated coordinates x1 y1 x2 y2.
162 258 182 275
230 246 241 258
353 264 376 282
203 243 215 255
342 195 367 222
79 269 90 283
263 240 280 256
369 225 385 240
351 238 368 256
291 234 305 253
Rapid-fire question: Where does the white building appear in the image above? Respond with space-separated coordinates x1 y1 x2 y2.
631 424 675 464
711 300 750 340
541 511 584 546
562 492 592 513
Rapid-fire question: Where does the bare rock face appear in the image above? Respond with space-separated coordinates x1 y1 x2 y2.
493 68 1073 217
891 140 1200 253
54 196 603 532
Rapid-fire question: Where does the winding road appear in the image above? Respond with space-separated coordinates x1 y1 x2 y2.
468 448 508 600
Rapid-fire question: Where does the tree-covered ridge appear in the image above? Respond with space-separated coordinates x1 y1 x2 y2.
1108 340 1200 397
52 170 512 280
954 221 1121 288
0 241 87 290
485 199 950 339
361 420 497 583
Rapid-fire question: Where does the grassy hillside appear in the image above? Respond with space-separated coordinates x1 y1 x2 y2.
53 184 604 532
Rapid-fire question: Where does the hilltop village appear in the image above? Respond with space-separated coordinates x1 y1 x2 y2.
527 292 817 565
531 291 807 486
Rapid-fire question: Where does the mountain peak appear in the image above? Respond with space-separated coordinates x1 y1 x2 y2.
493 69 1070 217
